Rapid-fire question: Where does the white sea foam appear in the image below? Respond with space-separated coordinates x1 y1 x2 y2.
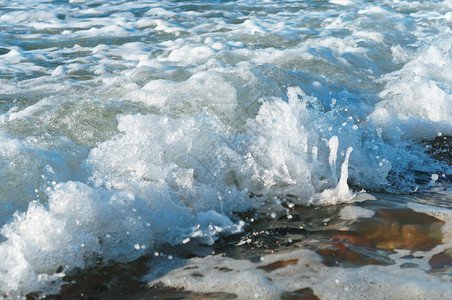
339 205 375 220
0 0 451 297
149 249 452 299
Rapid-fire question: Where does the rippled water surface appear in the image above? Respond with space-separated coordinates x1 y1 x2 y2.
0 0 451 298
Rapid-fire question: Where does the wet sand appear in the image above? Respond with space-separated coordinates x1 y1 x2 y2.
41 189 452 300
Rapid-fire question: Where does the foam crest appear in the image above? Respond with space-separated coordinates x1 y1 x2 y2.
87 87 362 210
0 130 84 222
0 181 156 296
0 179 246 296
374 38 452 140
128 70 238 118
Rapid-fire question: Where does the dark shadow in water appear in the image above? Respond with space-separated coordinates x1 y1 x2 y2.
280 287 319 300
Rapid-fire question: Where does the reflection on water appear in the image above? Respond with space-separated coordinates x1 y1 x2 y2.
318 208 444 267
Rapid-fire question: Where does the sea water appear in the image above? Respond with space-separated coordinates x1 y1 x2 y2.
0 0 451 297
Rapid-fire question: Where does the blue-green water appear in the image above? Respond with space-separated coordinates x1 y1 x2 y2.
0 0 451 297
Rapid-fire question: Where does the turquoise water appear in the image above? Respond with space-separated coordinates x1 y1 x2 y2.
0 0 451 297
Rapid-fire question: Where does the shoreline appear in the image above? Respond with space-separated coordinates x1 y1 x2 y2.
45 189 452 299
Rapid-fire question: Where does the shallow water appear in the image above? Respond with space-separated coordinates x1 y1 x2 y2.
0 0 451 298
40 191 452 299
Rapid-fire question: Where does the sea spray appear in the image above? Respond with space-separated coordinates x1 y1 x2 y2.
317 147 355 206
328 136 339 181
